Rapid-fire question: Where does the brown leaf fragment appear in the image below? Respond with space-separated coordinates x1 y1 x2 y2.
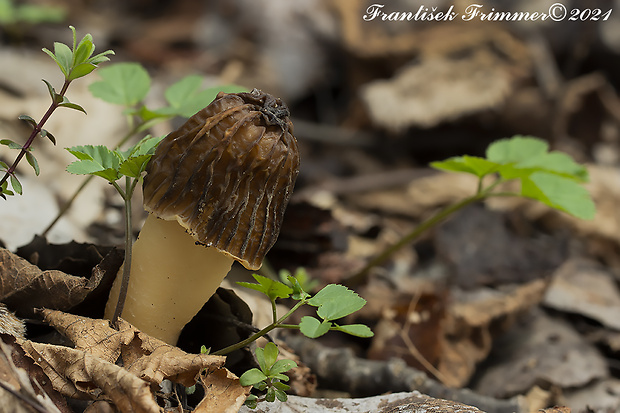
0 248 103 317
39 309 227 388
21 340 159 412
440 279 547 387
0 303 25 339
195 367 249 413
543 259 620 330
539 407 571 413
0 335 68 413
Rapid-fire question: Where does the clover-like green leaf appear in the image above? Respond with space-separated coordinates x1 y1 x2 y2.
308 284 367 321
522 172 596 220
299 316 331 338
239 369 267 387
237 274 293 301
333 324 374 338
89 62 150 106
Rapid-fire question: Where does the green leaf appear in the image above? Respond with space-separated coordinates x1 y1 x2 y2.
266 388 276 403
69 62 97 80
272 381 291 391
262 342 279 372
239 369 268 387
244 394 258 409
431 155 500 178
89 63 150 106
333 324 374 338
156 80 247 118
40 129 56 145
65 145 122 182
486 136 548 164
0 139 21 149
52 42 72 77
10 174 22 195
274 388 288 402
118 155 150 178
299 316 331 338
25 152 40 176
58 96 86 113
73 34 94 65
308 284 367 321
40 79 62 104
18 114 37 129
516 151 589 182
522 172 596 220
270 359 297 376
237 274 293 301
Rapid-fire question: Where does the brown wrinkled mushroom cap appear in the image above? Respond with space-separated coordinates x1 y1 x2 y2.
142 89 300 270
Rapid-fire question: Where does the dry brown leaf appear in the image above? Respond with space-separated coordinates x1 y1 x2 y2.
439 279 547 387
0 248 105 317
0 335 68 413
195 367 249 413
29 309 249 411
544 259 620 330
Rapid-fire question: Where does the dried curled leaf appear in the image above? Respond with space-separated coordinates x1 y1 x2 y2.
23 310 249 411
0 248 112 317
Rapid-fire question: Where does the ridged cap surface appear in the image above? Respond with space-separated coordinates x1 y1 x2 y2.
142 89 300 270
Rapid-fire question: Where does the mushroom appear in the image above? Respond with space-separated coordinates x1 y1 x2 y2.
104 89 300 345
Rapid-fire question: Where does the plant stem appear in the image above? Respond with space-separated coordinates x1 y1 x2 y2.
111 177 134 326
344 191 489 288
41 121 145 237
0 79 71 189
213 300 307 356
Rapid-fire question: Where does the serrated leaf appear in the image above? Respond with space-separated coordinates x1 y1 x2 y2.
237 274 293 301
89 62 150 106
10 174 22 195
486 136 548 164
157 81 247 118
25 152 40 176
308 284 367 321
431 155 500 178
334 324 374 338
128 135 164 158
299 316 331 338
118 154 150 178
270 359 297 375
65 145 122 181
18 114 37 129
522 172 596 220
239 369 268 387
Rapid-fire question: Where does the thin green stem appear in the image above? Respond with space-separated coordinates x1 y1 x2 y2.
213 299 307 356
111 177 134 326
41 121 145 237
0 79 71 190
344 189 492 288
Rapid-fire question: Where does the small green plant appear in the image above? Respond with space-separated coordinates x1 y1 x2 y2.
65 135 163 322
240 342 297 407
279 267 319 293
41 62 246 236
347 135 596 285
0 26 113 199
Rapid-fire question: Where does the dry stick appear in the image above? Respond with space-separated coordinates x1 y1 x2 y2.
0 80 71 190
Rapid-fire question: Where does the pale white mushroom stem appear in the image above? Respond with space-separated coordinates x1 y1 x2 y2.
104 214 234 345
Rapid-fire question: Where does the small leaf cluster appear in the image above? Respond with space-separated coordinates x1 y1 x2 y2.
66 135 163 185
279 267 319 293
238 274 374 339
431 136 595 220
88 62 246 124
43 26 113 83
1 26 112 199
240 342 297 408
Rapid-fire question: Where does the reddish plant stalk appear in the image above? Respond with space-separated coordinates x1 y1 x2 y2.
0 79 71 188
